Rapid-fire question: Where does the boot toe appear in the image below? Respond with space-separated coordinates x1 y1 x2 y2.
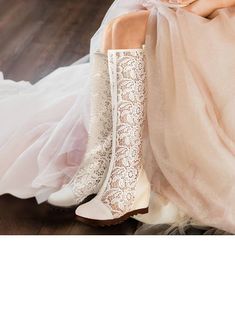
48 186 76 207
75 198 113 221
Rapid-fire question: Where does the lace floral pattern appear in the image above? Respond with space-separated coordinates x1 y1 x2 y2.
142 0 159 10
142 0 193 9
70 53 112 204
101 50 146 218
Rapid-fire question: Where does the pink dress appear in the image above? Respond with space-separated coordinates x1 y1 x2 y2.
144 3 235 232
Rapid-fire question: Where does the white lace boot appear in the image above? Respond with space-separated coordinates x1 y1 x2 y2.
48 52 112 207
75 49 151 226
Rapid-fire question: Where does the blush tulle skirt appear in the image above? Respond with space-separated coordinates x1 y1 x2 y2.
1 0 235 232
144 4 235 232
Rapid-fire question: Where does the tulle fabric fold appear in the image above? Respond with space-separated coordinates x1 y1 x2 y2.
0 64 90 201
144 6 235 232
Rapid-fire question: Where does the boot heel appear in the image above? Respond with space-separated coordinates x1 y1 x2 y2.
132 168 151 212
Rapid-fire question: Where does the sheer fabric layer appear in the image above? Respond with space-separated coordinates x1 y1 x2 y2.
145 6 235 233
0 64 90 202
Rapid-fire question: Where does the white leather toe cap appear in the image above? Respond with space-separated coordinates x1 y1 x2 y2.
75 198 113 220
48 186 76 207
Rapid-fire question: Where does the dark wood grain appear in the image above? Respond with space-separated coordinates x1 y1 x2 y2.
0 0 140 235
0 0 112 82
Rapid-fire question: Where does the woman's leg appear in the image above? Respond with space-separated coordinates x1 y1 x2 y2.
48 12 150 208
101 10 150 52
76 47 150 225
75 11 151 225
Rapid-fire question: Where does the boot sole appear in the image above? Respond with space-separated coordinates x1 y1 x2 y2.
75 207 148 227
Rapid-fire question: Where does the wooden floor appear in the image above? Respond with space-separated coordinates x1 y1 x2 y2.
0 0 140 235
0 0 111 82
